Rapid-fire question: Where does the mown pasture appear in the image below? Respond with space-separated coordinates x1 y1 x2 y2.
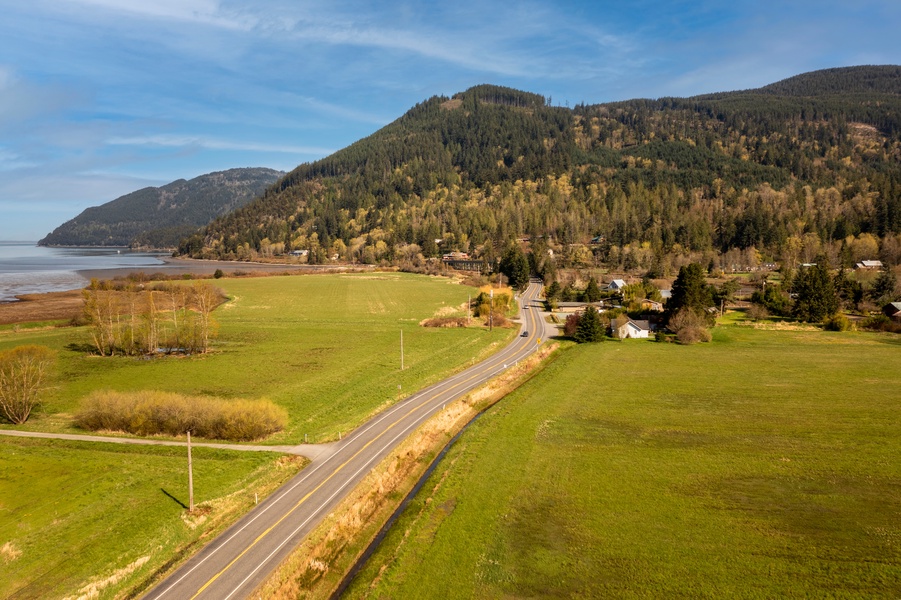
0 438 301 599
347 323 901 598
0 272 512 443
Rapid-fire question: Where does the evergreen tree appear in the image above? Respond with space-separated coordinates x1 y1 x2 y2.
545 281 562 302
870 266 898 303
792 260 839 322
666 263 715 325
574 306 604 343
499 244 530 290
833 268 863 309
584 277 602 302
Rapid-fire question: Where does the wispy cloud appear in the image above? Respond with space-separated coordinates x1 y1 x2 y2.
0 148 38 171
57 0 252 30
106 134 334 156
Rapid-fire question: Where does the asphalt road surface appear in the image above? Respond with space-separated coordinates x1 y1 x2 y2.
143 281 547 600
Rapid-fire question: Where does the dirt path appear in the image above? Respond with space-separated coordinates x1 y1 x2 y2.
0 429 335 460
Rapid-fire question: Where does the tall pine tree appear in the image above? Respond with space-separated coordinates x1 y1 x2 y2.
792 260 839 322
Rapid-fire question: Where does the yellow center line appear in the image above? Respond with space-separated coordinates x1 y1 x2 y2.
189 287 540 598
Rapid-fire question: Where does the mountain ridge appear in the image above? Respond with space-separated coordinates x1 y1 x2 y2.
39 167 285 249
183 67 901 269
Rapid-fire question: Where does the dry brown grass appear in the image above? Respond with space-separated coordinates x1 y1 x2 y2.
61 555 151 600
1 541 21 563
419 317 469 328
0 290 84 325
253 343 559 600
750 321 821 331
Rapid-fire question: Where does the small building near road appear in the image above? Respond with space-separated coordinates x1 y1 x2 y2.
616 319 651 339
555 301 605 313
856 260 884 270
640 299 664 312
444 259 485 272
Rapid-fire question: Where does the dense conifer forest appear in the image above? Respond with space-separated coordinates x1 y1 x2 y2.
180 66 901 273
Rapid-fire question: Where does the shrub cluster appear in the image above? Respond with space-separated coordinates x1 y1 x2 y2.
668 308 712 344
74 390 288 441
421 317 469 328
823 313 853 331
861 314 901 333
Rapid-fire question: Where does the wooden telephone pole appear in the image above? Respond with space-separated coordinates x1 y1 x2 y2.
187 430 194 511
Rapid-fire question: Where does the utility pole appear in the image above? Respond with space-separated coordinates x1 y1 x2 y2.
187 430 194 512
468 294 471 322
489 288 494 332
400 329 404 370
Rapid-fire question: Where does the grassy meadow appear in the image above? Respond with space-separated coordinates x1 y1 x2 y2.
0 437 303 599
0 272 510 598
0 272 511 443
346 322 901 598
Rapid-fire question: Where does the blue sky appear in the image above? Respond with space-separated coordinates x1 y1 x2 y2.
1 0 899 240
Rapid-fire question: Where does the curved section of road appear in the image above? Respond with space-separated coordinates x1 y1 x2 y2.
143 281 546 600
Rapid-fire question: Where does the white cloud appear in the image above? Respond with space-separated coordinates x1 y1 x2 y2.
106 134 334 156
57 0 252 30
0 148 38 171
0 171 163 206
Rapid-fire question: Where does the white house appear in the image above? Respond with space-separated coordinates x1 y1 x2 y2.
616 319 651 339
856 260 883 270
606 279 627 291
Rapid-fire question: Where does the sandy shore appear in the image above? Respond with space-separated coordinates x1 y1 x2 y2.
76 256 344 281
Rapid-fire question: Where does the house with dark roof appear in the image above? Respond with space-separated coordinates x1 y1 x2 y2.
884 302 901 320
616 319 651 339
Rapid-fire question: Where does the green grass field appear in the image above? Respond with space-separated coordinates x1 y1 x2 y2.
0 437 301 599
0 273 511 443
0 273 511 598
347 323 901 598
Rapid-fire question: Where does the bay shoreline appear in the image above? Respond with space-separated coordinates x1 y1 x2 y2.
1 257 365 325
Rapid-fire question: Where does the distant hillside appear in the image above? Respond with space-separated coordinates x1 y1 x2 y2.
181 66 901 271
39 168 284 248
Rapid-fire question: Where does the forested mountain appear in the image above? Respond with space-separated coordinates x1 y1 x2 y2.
180 66 901 273
39 168 284 248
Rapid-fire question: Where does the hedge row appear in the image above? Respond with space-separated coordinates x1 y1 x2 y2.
75 390 287 441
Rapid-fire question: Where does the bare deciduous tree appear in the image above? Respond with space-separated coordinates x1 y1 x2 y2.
0 345 56 424
82 283 119 356
191 283 222 353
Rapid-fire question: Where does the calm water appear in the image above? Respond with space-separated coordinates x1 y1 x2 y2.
0 242 169 302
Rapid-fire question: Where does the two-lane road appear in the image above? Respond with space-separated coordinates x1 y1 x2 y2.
144 281 546 600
